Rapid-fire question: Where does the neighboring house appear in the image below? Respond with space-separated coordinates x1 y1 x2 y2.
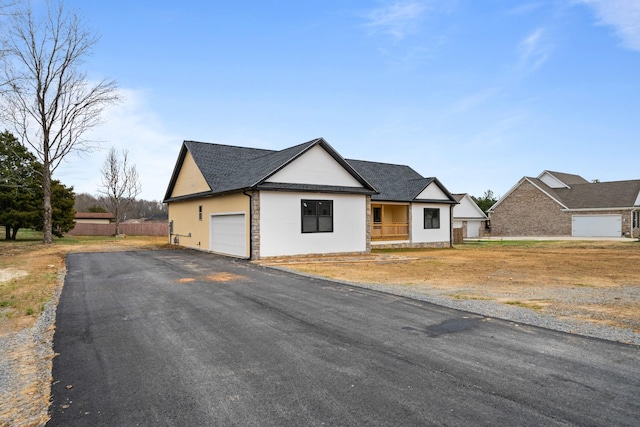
488 170 640 238
452 194 488 238
163 138 458 259
74 212 114 224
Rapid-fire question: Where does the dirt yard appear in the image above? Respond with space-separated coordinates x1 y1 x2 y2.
261 240 640 333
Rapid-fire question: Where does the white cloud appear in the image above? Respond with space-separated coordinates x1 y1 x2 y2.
55 88 181 201
578 0 640 51
517 27 551 72
365 1 429 39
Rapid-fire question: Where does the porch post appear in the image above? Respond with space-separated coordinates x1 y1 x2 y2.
407 204 412 242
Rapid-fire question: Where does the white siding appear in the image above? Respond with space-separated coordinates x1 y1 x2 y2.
416 182 448 200
266 145 363 187
453 195 487 220
411 203 451 243
539 172 568 189
260 191 367 257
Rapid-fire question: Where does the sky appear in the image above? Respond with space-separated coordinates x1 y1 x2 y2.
20 1 640 201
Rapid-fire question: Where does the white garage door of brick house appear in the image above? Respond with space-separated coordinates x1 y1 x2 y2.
210 213 246 258
572 214 621 237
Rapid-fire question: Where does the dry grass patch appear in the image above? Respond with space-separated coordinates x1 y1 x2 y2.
0 232 169 335
263 240 640 331
0 231 169 427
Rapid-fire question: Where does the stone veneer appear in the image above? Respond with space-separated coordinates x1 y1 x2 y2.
249 190 261 260
372 241 451 249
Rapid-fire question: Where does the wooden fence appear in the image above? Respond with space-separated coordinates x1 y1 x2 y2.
453 228 464 245
67 222 169 236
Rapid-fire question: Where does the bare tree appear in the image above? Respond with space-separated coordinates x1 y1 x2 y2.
98 147 141 235
0 0 120 243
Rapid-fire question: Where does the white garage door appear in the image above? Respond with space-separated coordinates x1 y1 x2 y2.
210 214 246 257
466 220 481 238
572 214 621 237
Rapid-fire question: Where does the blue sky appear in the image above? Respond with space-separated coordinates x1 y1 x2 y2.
43 0 640 201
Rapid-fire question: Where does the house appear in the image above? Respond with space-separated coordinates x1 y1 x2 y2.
488 170 640 238
74 212 114 224
163 138 458 259
452 194 488 238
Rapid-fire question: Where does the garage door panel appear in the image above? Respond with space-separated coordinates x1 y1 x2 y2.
210 214 246 257
572 215 621 237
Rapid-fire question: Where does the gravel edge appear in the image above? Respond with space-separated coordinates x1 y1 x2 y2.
0 268 65 427
1 262 638 427
268 265 640 347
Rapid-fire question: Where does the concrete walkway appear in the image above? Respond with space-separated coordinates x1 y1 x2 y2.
468 236 635 242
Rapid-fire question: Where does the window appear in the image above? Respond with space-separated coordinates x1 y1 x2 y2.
373 207 382 223
198 205 203 221
424 208 440 229
302 200 333 233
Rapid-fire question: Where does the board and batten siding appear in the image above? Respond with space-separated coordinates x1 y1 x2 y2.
259 191 368 258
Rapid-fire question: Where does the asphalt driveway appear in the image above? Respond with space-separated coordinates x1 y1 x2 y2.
49 250 640 426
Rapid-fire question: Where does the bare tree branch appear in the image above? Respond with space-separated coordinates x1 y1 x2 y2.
97 147 142 235
0 0 120 243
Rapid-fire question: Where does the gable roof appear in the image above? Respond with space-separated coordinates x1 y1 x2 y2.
539 170 589 187
489 171 640 212
164 138 457 204
164 138 376 202
547 179 640 209
345 159 456 203
452 193 488 219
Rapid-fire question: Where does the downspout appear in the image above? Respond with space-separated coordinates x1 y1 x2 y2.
243 190 253 260
450 204 454 247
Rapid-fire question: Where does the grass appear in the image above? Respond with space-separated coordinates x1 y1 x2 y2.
504 301 549 311
0 228 168 333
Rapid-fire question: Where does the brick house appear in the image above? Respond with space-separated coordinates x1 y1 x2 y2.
488 171 640 238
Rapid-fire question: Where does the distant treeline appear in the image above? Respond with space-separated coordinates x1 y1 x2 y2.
75 193 167 220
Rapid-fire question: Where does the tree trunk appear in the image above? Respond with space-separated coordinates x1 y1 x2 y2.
11 226 19 240
43 163 53 244
5 226 11 240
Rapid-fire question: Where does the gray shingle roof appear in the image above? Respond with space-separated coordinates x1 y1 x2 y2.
164 138 456 204
346 159 455 203
543 171 590 186
529 177 640 209
164 138 376 201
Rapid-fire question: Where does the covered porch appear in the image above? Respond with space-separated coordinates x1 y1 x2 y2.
371 203 409 242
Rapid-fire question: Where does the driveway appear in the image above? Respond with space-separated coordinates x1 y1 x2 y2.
49 250 639 426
